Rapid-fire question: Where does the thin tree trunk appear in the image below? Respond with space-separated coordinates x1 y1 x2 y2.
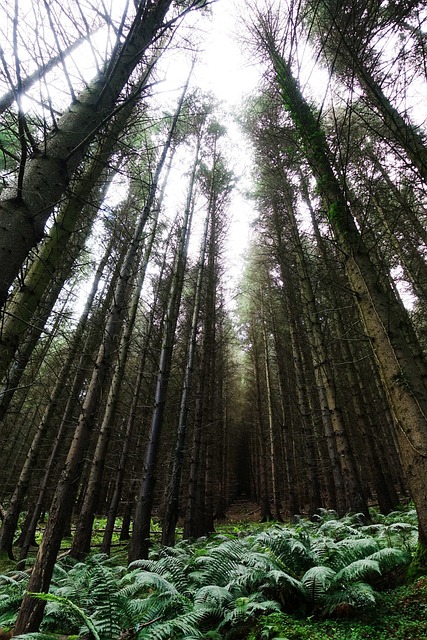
17 234 115 563
70 204 160 559
100 231 172 555
129 140 195 561
262 312 282 520
0 0 182 307
161 177 207 546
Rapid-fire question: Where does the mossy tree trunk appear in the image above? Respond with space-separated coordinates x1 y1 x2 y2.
260 33 427 559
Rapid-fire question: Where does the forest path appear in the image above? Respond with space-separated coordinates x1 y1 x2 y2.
222 497 261 523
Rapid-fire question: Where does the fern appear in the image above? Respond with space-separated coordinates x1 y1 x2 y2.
333 558 381 583
321 581 376 616
302 566 335 605
218 593 280 629
262 568 305 598
136 607 207 639
193 584 234 608
367 547 410 572
28 592 101 640
0 571 29 629
129 552 192 595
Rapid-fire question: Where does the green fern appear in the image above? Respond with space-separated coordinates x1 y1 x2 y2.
218 593 280 629
302 566 335 605
367 547 410 572
321 581 376 616
0 570 29 629
25 591 100 639
136 606 207 639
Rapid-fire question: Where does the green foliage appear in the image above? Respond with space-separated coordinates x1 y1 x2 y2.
407 541 427 581
0 509 419 639
0 571 29 629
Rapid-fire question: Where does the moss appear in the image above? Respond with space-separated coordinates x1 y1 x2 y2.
407 542 427 582
0 554 16 573
327 202 339 222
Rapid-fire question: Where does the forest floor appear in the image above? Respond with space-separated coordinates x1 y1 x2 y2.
1 501 427 639
219 499 427 639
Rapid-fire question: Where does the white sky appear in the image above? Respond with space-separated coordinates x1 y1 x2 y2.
2 0 420 309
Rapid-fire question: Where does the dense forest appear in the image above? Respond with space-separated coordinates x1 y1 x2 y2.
0 0 426 637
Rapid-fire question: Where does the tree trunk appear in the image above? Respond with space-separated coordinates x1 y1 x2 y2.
161 177 207 546
0 106 131 382
70 196 160 559
100 230 172 555
0 0 178 308
129 137 195 561
266 40 427 556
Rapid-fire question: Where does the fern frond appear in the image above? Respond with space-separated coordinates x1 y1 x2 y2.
218 594 280 628
302 566 335 605
130 569 179 594
262 568 305 597
322 581 376 616
128 558 159 572
194 585 234 607
192 553 242 587
257 531 313 573
318 519 360 540
0 571 29 585
136 607 207 639
333 558 381 583
28 592 101 640
367 547 410 571
226 564 268 594
333 537 379 567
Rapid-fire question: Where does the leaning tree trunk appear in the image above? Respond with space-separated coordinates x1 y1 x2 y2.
304 185 402 513
0 0 194 307
0 102 133 382
12 85 185 637
264 37 427 564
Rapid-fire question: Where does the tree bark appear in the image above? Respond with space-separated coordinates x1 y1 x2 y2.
264 37 427 553
0 0 178 308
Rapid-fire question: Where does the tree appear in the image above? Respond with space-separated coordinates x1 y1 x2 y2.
0 0 210 308
129 111 198 561
247 2 427 568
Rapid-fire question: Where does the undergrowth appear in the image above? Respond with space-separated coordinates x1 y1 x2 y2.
0 505 423 639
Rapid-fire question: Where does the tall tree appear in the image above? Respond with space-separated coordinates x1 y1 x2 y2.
12 80 189 634
248 3 427 569
129 128 198 561
0 0 210 307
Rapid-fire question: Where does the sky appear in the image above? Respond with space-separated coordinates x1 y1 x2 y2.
128 1 264 298
3 0 418 310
